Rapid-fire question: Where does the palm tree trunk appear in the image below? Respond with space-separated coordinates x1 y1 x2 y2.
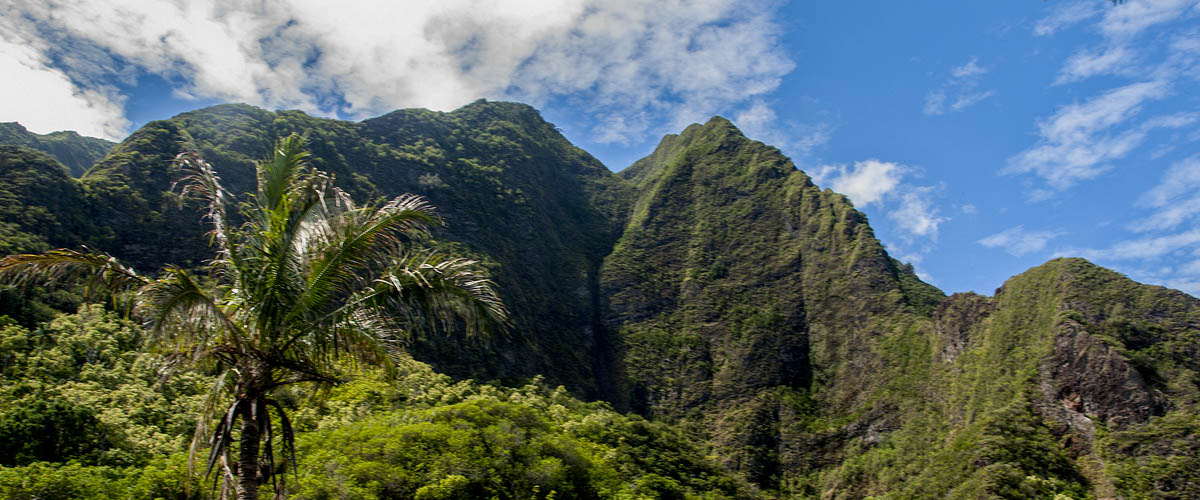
237 399 261 500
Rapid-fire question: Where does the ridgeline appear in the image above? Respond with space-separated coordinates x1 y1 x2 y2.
0 101 1196 499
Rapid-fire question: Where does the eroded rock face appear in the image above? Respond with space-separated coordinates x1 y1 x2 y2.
933 292 994 363
1041 319 1166 430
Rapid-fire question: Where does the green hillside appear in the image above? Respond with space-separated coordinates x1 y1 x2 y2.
0 123 115 177
0 102 1195 499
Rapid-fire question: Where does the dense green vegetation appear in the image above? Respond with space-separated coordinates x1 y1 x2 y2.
0 307 757 499
0 122 115 177
1 102 632 394
0 102 1197 498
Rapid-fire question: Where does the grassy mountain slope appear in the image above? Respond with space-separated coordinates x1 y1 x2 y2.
0 123 115 177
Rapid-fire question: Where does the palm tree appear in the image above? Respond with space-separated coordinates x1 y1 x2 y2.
0 134 508 499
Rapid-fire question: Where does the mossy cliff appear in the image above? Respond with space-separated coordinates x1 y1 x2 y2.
0 101 633 396
599 118 1196 497
0 103 1196 498
599 117 941 486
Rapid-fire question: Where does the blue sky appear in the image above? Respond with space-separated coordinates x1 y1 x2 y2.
2 0 1199 296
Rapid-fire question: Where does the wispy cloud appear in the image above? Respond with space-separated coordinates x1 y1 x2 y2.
1098 0 1200 40
889 186 948 240
1011 0 1200 201
1062 228 1200 262
732 99 831 158
1054 46 1137 84
923 57 994 116
1129 155 1200 232
1033 1 1102 36
0 0 794 144
1058 156 1200 296
978 226 1066 257
1005 80 1195 192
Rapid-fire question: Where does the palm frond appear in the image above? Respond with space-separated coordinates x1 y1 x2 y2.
138 267 244 363
0 248 147 299
373 253 510 338
258 134 310 223
173 149 239 280
284 193 440 326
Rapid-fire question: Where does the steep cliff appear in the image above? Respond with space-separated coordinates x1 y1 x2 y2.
601 117 942 485
0 103 1196 498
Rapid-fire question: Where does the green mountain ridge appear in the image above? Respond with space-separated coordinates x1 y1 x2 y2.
0 101 1196 498
0 122 116 177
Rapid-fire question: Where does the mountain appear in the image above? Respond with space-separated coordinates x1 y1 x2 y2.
599 117 942 485
0 102 1196 498
601 118 1198 497
0 123 115 177
3 101 633 395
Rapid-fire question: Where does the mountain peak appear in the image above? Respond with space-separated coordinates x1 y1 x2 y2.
618 115 790 188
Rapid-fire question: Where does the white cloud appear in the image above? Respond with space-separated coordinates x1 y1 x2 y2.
889 186 947 240
732 100 831 157
813 159 905 206
961 204 978 215
1099 0 1199 40
813 159 947 243
951 58 988 79
1034 1 1102 36
924 57 994 115
0 37 128 140
1062 228 1200 261
949 91 995 113
978 226 1065 257
1129 155 1200 232
1005 80 1196 192
0 0 794 144
1054 46 1137 84
1014 0 1200 202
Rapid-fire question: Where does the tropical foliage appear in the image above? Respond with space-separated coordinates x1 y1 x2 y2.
0 306 759 499
0 101 1197 499
0 134 508 499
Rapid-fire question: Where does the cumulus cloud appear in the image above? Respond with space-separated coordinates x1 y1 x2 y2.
923 57 994 116
1005 80 1196 192
0 37 128 140
812 159 947 242
978 226 1066 257
0 0 794 144
812 160 905 207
